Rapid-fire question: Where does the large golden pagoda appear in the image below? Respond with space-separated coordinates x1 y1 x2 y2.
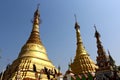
70 20 97 74
3 7 57 80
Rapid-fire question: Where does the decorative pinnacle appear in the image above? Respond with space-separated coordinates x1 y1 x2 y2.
33 5 40 25
74 14 80 29
26 6 43 45
94 25 100 38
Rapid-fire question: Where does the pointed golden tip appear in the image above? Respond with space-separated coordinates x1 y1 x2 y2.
34 4 40 17
74 14 80 29
33 5 41 25
26 6 42 45
34 7 40 17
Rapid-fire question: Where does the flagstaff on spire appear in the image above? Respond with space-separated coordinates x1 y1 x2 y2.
74 14 77 23
94 24 97 31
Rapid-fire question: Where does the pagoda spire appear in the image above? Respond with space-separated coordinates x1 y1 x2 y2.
74 15 87 55
94 25 108 67
108 50 115 67
3 6 57 79
26 5 42 45
94 25 115 80
70 16 97 74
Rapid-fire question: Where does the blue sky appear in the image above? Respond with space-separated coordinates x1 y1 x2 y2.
0 0 120 73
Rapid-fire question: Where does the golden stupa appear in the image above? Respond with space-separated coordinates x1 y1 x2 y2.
3 7 57 80
70 20 98 74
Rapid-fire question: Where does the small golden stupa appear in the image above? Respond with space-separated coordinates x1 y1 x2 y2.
70 19 98 75
3 7 57 80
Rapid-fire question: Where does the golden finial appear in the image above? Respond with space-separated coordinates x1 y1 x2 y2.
32 4 41 25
